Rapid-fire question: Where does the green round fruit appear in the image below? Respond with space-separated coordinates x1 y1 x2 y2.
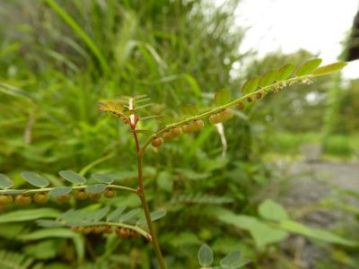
151 137 163 147
15 195 32 206
193 119 204 131
162 131 174 141
220 108 233 122
116 227 130 239
89 193 101 201
237 101 245 111
34 192 49 205
56 194 70 203
0 195 13 206
75 190 88 200
104 188 116 198
209 113 220 124
182 124 194 133
171 127 183 137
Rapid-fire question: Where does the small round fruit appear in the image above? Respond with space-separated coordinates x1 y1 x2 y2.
56 194 70 203
130 230 140 238
75 190 88 200
162 131 174 141
193 119 204 131
116 227 130 239
103 225 112 233
104 188 116 198
15 195 32 206
182 124 194 133
171 127 182 137
34 192 49 205
237 101 245 111
246 96 253 102
220 108 233 122
89 193 101 201
209 113 220 124
151 137 163 148
256 91 264 99
0 195 13 206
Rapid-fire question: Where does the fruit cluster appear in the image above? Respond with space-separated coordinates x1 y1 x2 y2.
0 187 116 207
71 225 140 239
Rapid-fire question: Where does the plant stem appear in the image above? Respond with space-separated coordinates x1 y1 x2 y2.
132 128 167 269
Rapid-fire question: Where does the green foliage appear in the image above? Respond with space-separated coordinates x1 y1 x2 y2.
0 174 12 189
296 58 322 76
0 0 354 268
217 200 356 249
198 244 213 267
0 250 35 269
58 170 86 185
258 199 289 221
197 244 249 269
21 172 50 188
312 62 347 76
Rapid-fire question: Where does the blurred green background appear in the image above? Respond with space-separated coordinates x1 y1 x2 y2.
0 1 358 268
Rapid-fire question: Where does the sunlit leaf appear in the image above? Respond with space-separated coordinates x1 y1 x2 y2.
277 63 295 80
296 58 322 76
59 170 86 184
198 244 213 267
181 105 199 116
312 62 347 76
21 171 49 188
241 77 259 94
98 100 124 114
258 199 289 221
258 70 276 88
0 174 12 189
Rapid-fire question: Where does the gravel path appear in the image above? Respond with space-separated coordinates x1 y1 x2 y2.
276 160 359 268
